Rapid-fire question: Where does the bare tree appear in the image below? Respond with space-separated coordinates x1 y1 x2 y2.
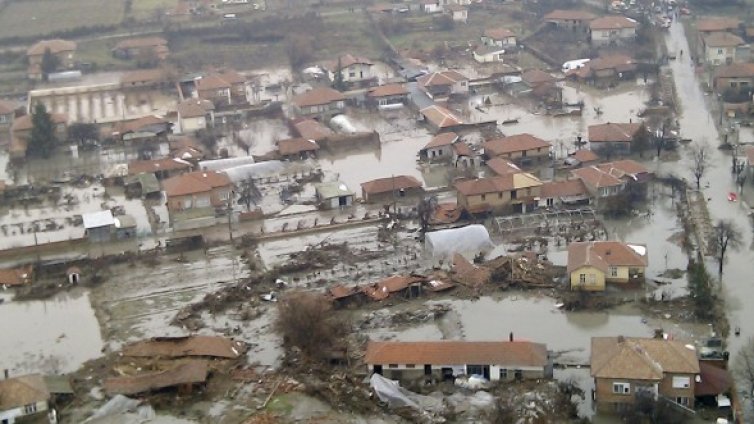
690 143 709 190
712 219 742 275
733 337 754 410
275 291 348 361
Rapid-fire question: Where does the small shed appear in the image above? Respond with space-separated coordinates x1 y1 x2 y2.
82 210 116 242
66 266 81 284
114 215 137 239
315 181 355 209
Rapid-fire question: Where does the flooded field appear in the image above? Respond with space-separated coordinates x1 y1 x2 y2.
0 290 103 375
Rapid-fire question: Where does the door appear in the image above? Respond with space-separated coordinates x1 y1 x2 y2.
339 196 348 207
424 364 432 375
374 365 383 375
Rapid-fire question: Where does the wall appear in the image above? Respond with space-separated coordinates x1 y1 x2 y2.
706 46 735 65
458 185 542 210
180 115 207 133
594 377 658 412
658 373 695 408
426 145 452 160
369 363 545 382
569 265 606 291
605 265 630 283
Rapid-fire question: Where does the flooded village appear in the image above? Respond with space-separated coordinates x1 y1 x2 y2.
1 0 754 422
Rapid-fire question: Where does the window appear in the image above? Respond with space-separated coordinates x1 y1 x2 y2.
718 48 724 54
499 368 508 379
481 194 486 201
461 81 467 87
349 72 356 78
579 274 586 283
498 192 503 199
467 365 483 375
609 266 618 277
522 150 527 157
511 190 517 199
613 382 630 394
742 81 749 87
672 376 691 388
676 397 689 406
406 364 416 368
23 403 37 414
388 364 399 368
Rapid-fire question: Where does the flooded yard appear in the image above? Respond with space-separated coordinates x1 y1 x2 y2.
0 290 103 375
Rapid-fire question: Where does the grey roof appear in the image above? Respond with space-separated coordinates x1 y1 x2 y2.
137 173 160 194
82 210 115 229
315 181 354 199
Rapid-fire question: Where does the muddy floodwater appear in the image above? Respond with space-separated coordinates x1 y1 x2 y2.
0 290 103 375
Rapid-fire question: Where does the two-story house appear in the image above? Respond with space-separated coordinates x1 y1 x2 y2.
587 122 645 155
112 37 169 61
26 39 76 80
417 70 469 100
481 28 517 48
365 340 550 383
326 54 376 88
163 171 233 221
571 159 651 200
195 69 248 107
712 63 754 90
543 9 596 31
703 32 748 66
290 87 346 118
455 172 543 214
567 240 648 291
589 16 638 45
591 336 700 413
482 133 551 166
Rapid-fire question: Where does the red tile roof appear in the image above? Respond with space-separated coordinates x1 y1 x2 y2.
486 157 521 176
292 87 345 108
0 99 18 115
588 122 643 143
12 113 67 132
589 16 638 30
540 179 588 198
420 105 464 129
697 17 740 33
326 53 374 72
572 149 599 163
483 133 550 156
522 69 556 86
696 361 734 396
417 70 468 87
177 98 214 118
714 63 754 79
104 361 208 395
704 32 744 48
424 132 459 149
361 175 422 195
568 241 648 274
484 28 516 40
571 166 623 188
365 340 548 367
591 337 699 380
368 83 408 98
596 159 650 179
277 137 319 155
455 173 542 196
162 171 231 197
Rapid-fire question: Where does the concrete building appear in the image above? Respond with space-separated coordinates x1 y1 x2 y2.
417 71 469 100
589 16 638 45
163 171 233 216
702 32 748 66
176 99 215 134
290 87 346 118
361 175 423 203
420 132 459 161
82 210 116 242
325 54 376 88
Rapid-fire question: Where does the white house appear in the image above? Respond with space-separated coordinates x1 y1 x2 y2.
326 54 375 85
420 0 443 13
589 16 637 45
417 70 469 99
176 98 215 134
703 32 748 66
0 374 51 424
446 4 467 23
481 28 517 47
420 132 459 161
474 46 507 63
365 340 550 382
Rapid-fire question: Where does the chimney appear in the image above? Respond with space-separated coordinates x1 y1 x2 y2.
509 332 514 342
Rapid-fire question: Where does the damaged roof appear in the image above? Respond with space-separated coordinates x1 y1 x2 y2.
0 374 50 410
0 265 33 286
277 138 319 156
104 361 209 395
365 340 548 367
128 157 192 175
424 132 459 149
122 335 246 359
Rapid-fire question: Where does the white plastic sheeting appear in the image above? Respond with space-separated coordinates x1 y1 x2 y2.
199 156 256 171
424 224 495 258
329 114 357 133
369 374 443 413
222 161 285 183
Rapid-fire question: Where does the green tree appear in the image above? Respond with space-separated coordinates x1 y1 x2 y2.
687 261 714 320
67 122 100 148
26 103 58 158
332 56 346 91
40 48 60 80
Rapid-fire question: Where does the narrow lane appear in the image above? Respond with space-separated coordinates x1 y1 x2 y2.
664 18 754 407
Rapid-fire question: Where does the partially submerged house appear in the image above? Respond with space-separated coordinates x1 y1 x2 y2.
360 175 423 203
365 340 550 382
482 133 551 166
420 132 459 161
567 240 648 291
315 181 355 209
362 275 425 301
587 122 646 155
277 137 319 160
163 170 233 216
568 55 637 84
195 69 248 107
416 70 469 100
290 87 346 118
589 16 638 45
455 172 543 214
0 373 51 424
420 105 464 133
0 265 33 288
82 210 116 242
590 336 699 413
539 179 590 208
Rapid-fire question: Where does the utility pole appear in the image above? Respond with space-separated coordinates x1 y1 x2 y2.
226 196 234 243
391 174 397 215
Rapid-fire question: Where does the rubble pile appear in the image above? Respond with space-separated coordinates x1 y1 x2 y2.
358 304 452 330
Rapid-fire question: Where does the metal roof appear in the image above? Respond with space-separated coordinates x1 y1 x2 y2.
82 210 115 229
